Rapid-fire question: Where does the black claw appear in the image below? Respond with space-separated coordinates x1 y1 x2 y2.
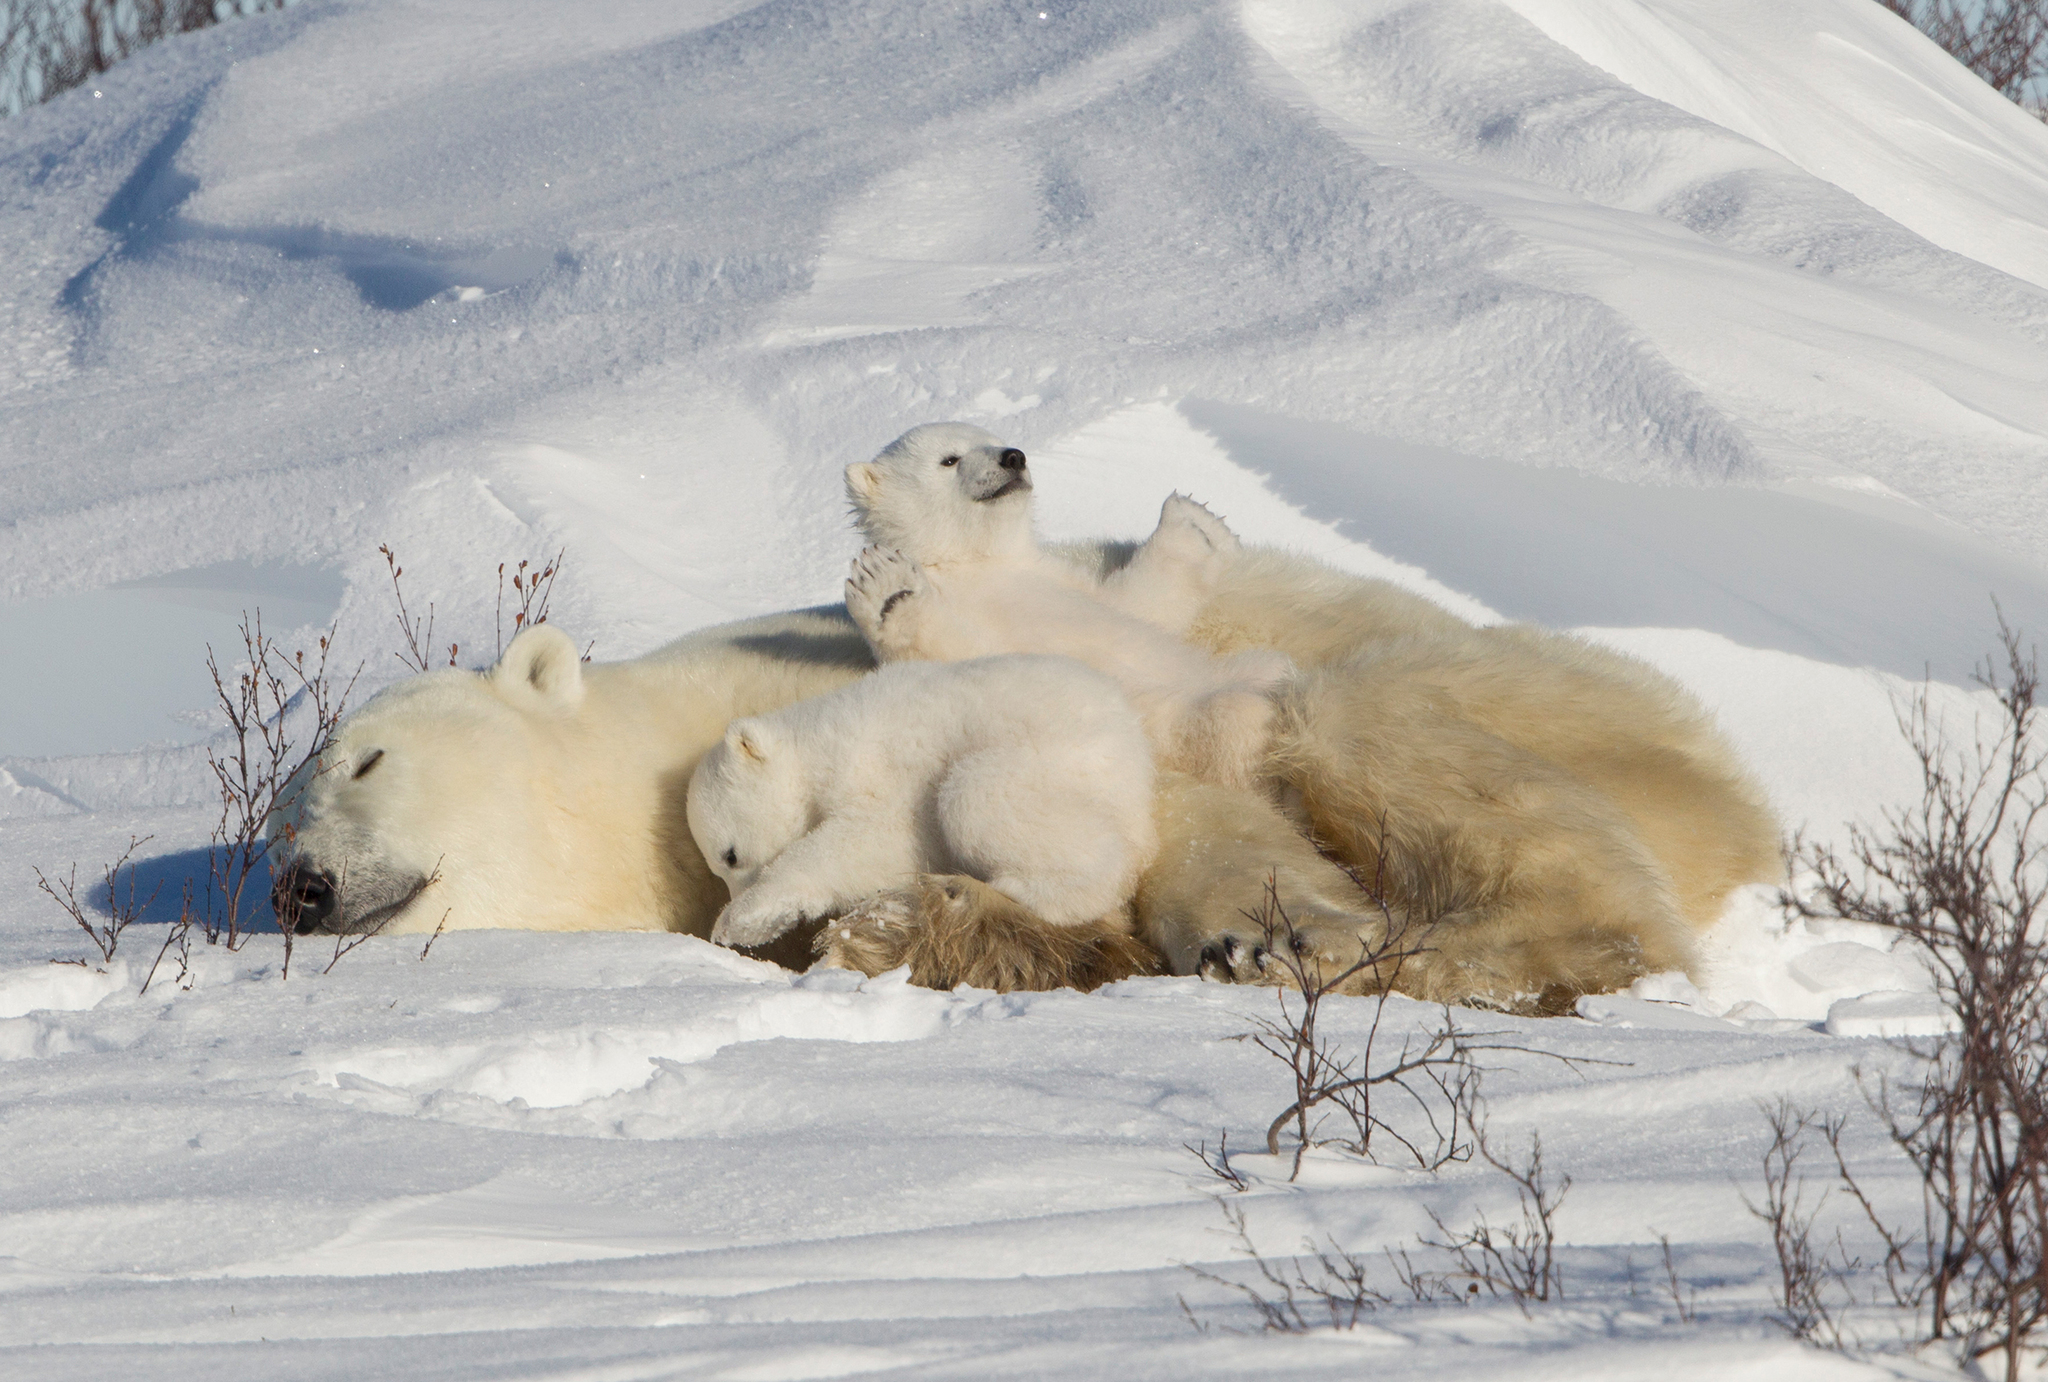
878 589 913 620
1251 945 1270 971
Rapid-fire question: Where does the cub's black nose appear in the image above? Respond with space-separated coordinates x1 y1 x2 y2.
273 864 338 935
998 448 1027 471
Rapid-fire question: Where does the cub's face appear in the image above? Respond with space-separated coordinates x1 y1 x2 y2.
844 421 1034 562
686 717 808 898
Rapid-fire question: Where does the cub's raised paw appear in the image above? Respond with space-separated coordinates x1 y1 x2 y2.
845 545 927 645
1154 493 1241 558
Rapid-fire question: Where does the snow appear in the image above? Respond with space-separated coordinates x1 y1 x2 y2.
4 0 2048 1375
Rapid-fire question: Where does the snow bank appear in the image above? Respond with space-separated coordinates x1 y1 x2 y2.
4 0 2048 1373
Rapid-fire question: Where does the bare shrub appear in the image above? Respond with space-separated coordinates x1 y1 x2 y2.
1178 1198 1387 1334
1780 617 2048 1379
1185 1130 1251 1193
1413 1087 1572 1316
1237 878 1535 1178
1882 1 2048 118
33 834 155 966
379 544 456 673
1744 1100 1857 1348
379 543 575 671
1659 1232 1701 1324
203 612 357 977
496 549 565 659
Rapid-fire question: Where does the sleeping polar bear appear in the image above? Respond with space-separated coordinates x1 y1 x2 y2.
268 503 1782 1013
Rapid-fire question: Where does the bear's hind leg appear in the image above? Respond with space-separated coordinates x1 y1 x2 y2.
814 875 1159 993
1139 773 1411 993
1267 668 1696 1010
1100 494 1241 633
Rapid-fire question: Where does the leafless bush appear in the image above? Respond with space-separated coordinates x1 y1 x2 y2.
379 544 456 673
1780 617 2048 1379
1659 1232 1701 1324
1178 1198 1387 1333
1186 1130 1251 1193
1744 1100 1858 1348
201 611 357 977
380 543 575 671
2 1 288 115
1413 1087 1572 1316
33 834 155 966
1238 879 1590 1178
1882 1 2048 118
496 549 565 660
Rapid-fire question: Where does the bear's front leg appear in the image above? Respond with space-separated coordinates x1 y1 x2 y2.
711 816 910 950
844 546 931 662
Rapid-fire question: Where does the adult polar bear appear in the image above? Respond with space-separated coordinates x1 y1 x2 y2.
269 438 1781 1010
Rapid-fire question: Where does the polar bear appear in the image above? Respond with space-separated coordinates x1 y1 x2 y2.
689 655 1156 950
843 423 1289 787
269 532 1782 1012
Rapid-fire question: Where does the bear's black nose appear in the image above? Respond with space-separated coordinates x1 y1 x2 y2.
273 863 339 935
998 448 1027 471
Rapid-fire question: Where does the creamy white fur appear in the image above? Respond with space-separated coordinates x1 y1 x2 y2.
844 422 1288 786
687 655 1157 949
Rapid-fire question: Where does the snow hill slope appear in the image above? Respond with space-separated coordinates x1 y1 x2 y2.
4 0 2048 1376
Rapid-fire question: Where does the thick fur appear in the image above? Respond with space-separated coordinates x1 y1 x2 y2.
843 422 1289 786
829 545 1783 1010
814 875 1162 994
269 538 1781 1008
688 656 1157 949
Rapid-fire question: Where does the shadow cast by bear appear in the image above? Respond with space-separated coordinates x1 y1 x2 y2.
90 844 282 936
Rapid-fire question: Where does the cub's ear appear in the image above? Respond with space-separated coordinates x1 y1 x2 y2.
844 462 883 507
724 716 775 764
493 625 585 713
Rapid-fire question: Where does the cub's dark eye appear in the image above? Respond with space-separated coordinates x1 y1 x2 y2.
352 750 385 781
939 454 960 467
722 847 739 868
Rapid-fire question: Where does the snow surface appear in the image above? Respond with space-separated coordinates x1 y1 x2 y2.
4 0 2048 1376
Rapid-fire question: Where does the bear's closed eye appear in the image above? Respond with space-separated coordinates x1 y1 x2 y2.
353 750 385 781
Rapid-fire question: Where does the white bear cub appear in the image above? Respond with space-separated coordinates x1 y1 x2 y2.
844 422 1289 787
689 655 1158 950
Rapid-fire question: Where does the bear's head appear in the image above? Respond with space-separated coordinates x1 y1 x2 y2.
844 422 1034 564
684 715 807 899
266 625 591 936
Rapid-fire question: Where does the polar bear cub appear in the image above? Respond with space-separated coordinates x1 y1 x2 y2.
688 654 1158 950
843 422 1289 787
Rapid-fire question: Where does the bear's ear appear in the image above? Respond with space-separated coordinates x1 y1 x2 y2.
844 462 883 507
725 716 775 764
492 625 585 714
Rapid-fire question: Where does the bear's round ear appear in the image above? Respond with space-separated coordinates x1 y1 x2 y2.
492 625 585 714
724 716 775 764
844 462 883 507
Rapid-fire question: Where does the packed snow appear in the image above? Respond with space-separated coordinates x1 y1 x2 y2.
4 0 2048 1376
